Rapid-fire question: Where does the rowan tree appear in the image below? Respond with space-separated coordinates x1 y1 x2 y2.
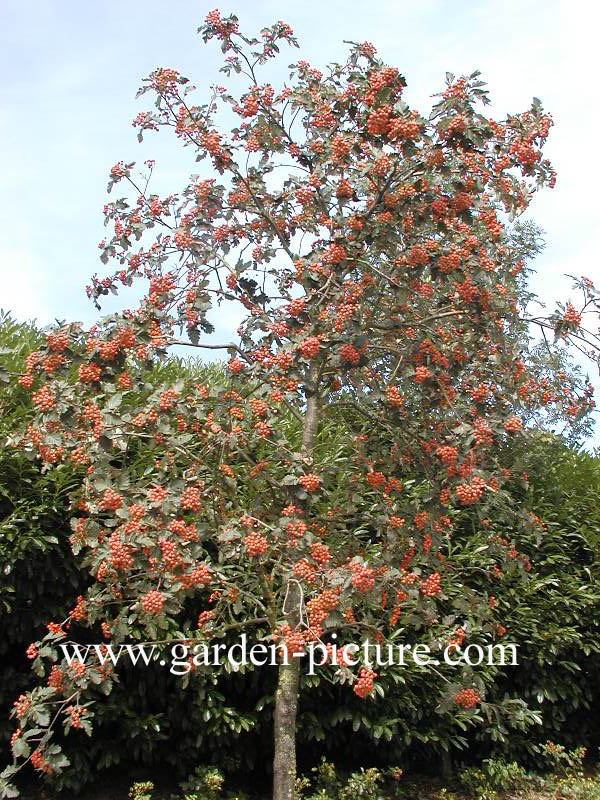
2 9 599 800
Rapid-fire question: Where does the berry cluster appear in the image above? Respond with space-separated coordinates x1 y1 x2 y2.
248 397 268 417
158 389 178 411
455 688 481 708
455 476 486 505
244 532 268 557
160 538 183 571
141 590 164 615
503 415 522 433
26 644 38 660
32 385 56 411
148 486 168 504
420 572 441 597
293 558 316 584
350 563 376 592
354 667 377 698
78 363 102 384
179 486 202 512
67 706 82 729
285 519 308 542
339 343 360 365
414 365 431 383
311 542 331 565
366 471 386 489
279 625 305 657
30 749 51 774
306 588 340 631
98 489 123 511
436 445 458 465
298 336 321 359
228 357 244 374
563 303 582 326
109 532 133 572
185 564 212 587
13 695 30 719
254 420 271 438
385 386 404 408
299 473 320 492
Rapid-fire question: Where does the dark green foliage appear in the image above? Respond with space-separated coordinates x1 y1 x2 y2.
475 434 600 765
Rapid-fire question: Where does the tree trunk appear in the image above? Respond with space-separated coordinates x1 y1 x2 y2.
272 362 319 799
273 657 300 800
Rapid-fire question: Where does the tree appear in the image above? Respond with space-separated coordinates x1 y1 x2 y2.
2 10 598 800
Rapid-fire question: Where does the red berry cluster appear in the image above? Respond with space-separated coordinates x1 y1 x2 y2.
13 695 30 719
448 626 466 651
366 471 386 489
67 705 82 729
197 610 215 628
30 749 51 774
48 666 64 692
455 688 481 708
78 363 102 384
160 538 184 571
148 486 168 504
354 667 377 698
279 625 305 657
473 417 493 446
503 415 522 433
414 511 429 530
141 590 164 615
306 588 340 631
455 476 486 505
248 397 268 417
109 532 133 571
98 489 123 511
46 331 69 352
336 178 353 199
298 336 321 359
32 385 56 412
414 365 431 383
293 558 316 584
178 486 202 512
311 542 331 565
331 134 352 160
244 532 268 557
367 105 391 135
228 357 244 374
563 303 581 326
299 473 320 492
339 343 360 365
185 564 212 587
69 595 87 622
285 519 307 542
420 571 441 597
386 386 404 407
287 298 306 317
158 389 178 411
435 445 458 465
350 563 376 592
324 243 347 264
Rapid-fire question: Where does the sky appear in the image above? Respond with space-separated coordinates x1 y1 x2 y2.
1 0 598 436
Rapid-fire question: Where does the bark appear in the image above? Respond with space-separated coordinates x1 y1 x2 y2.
273 656 301 800
272 364 320 800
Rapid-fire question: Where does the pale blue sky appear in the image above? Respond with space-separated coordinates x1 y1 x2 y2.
1 0 598 436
